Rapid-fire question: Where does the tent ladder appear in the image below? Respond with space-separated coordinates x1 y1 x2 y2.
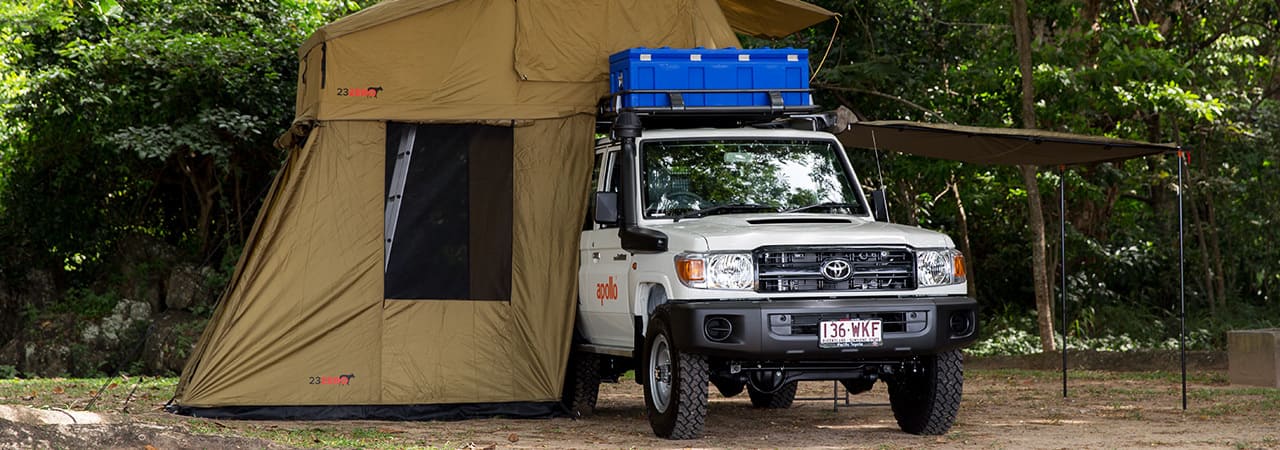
384 127 417 271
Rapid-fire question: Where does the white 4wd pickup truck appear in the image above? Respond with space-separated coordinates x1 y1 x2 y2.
564 111 978 440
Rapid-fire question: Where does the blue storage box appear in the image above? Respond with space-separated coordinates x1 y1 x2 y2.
608 47 811 110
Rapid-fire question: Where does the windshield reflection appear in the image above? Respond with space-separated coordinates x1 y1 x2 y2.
641 140 864 219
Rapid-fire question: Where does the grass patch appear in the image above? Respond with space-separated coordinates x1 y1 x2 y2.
183 419 473 447
230 426 430 447
969 368 1226 385
0 376 177 411
1194 388 1280 417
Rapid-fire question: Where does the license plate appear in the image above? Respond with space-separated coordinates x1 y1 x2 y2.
819 319 882 348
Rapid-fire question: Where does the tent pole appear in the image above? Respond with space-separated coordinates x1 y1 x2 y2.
1178 150 1187 410
1059 165 1068 398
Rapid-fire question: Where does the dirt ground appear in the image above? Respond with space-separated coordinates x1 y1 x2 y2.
5 366 1277 449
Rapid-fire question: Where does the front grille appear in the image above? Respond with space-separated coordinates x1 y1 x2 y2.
769 311 929 336
756 247 915 293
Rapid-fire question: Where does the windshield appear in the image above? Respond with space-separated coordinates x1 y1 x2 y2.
641 139 865 219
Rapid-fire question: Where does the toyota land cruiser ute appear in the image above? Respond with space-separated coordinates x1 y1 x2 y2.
562 111 979 439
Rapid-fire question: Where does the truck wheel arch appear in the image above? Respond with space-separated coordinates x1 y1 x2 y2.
635 280 673 333
633 281 672 383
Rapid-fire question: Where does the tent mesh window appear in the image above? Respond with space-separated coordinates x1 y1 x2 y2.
384 123 513 301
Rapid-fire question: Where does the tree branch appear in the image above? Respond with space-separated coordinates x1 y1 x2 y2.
814 83 949 122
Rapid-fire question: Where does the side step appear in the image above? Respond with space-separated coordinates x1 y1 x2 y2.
575 343 633 358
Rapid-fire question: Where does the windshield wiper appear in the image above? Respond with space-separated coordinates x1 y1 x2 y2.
784 202 863 214
673 204 778 222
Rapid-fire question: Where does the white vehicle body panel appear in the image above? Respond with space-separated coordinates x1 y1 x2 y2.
577 128 967 349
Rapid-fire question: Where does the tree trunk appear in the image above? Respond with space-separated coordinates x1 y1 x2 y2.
1188 188 1216 313
896 179 919 226
1013 0 1056 352
952 177 977 299
1202 163 1227 306
1020 165 1057 352
180 157 222 257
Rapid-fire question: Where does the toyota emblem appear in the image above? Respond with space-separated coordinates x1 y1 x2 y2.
820 259 852 281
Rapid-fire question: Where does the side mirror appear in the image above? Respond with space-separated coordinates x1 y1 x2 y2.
870 190 890 222
594 191 620 225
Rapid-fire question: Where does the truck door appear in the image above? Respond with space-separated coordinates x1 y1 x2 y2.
578 150 634 349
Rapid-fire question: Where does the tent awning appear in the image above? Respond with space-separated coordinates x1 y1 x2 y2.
837 120 1180 166
717 0 837 38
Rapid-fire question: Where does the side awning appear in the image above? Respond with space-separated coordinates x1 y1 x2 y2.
837 120 1179 166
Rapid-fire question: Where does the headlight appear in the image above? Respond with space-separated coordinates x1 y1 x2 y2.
917 249 966 287
675 253 755 290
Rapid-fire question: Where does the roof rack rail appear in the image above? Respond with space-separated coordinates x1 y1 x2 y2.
596 88 820 133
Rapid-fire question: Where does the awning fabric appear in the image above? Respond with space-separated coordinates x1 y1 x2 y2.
838 120 1180 166
716 0 837 38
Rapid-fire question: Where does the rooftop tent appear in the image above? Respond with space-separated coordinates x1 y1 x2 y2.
170 0 835 420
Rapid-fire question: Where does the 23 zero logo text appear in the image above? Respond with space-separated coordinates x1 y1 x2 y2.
308 373 356 385
336 86 383 98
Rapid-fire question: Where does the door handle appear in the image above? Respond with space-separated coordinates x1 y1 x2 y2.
613 253 628 261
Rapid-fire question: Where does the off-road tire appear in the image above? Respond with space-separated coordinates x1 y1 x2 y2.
840 377 877 395
887 350 964 435
712 378 744 398
747 381 797 409
561 352 600 417
643 316 709 440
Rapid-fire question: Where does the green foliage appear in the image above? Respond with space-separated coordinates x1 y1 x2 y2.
172 318 207 360
201 243 241 311
0 0 361 314
51 287 119 319
786 0 1280 351
0 0 1275 357
969 326 1040 356
0 365 16 379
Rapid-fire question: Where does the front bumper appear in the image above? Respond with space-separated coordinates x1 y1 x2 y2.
659 296 978 360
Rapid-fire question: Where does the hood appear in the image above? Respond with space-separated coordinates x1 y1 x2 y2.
648 213 956 251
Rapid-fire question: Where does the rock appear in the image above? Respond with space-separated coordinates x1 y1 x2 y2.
165 265 203 311
0 405 105 425
86 300 151 348
129 282 163 317
0 281 17 346
2 300 153 377
8 338 71 377
0 339 21 372
21 269 56 310
114 233 177 313
0 417 292 450
194 266 220 310
141 312 207 375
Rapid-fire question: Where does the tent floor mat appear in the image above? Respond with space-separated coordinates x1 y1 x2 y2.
167 401 566 421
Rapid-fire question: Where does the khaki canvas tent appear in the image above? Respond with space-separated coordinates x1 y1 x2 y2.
170 0 834 419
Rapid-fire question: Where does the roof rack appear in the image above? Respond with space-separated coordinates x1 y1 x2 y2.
596 88 821 133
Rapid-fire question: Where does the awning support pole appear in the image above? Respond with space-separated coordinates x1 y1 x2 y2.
1059 165 1068 398
1178 150 1188 410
